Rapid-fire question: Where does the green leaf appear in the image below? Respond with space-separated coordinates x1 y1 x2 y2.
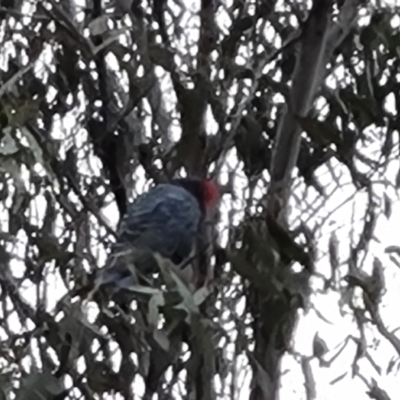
0 372 13 400
338 90 379 128
154 254 199 321
227 251 273 295
148 292 165 327
154 254 179 289
46 303 104 364
138 349 150 377
0 130 19 155
2 99 40 128
330 371 348 385
0 154 23 188
385 246 400 256
388 255 400 269
126 285 161 295
248 353 273 399
88 15 109 36
148 44 173 71
16 373 63 400
169 268 198 317
153 329 170 352
383 193 392 219
297 116 342 147
193 286 211 306
312 333 328 358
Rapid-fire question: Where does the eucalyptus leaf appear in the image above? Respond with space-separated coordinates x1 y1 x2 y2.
153 329 170 352
148 292 165 327
16 373 64 400
297 116 342 147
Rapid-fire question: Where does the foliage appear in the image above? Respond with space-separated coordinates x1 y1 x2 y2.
0 0 399 399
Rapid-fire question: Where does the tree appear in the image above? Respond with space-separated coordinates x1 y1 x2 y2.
0 0 399 399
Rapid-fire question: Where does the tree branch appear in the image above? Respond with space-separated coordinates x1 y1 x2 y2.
268 0 333 219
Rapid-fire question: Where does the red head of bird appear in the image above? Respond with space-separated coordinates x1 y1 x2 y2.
171 178 220 214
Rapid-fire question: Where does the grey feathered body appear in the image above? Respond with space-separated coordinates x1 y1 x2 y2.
100 183 202 290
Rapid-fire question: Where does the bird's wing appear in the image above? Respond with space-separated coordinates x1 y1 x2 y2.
118 184 201 261
98 184 201 291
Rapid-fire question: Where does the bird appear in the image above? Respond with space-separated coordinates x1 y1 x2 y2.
96 178 220 293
